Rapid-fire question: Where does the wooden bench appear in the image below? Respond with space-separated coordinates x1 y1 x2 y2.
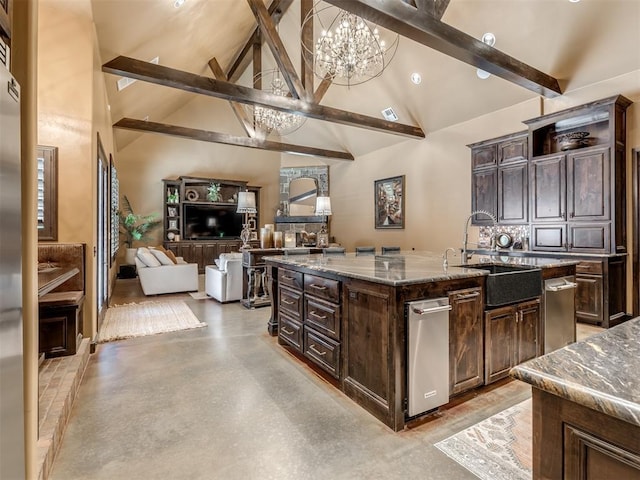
38 243 86 358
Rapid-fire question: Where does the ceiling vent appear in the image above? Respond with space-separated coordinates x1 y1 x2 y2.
117 56 159 91
381 107 398 122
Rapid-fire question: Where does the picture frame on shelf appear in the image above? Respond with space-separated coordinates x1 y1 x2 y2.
374 175 405 229
167 206 177 217
168 219 178 230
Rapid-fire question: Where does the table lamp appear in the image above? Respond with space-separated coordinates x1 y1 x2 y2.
315 196 332 247
236 191 257 249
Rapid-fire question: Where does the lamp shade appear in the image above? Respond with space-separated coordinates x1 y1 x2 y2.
236 191 257 214
315 196 332 216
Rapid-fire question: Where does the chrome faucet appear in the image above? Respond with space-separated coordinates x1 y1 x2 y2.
442 247 457 268
462 210 497 263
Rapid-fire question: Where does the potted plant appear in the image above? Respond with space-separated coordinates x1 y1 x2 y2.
207 182 221 202
119 195 162 264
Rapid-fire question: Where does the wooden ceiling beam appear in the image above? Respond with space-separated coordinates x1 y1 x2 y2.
208 57 257 138
301 0 314 94
114 118 354 161
246 0 308 101
102 56 425 139
227 0 293 83
323 0 562 98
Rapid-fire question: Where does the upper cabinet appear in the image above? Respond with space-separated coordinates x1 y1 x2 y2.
525 95 631 254
469 132 528 225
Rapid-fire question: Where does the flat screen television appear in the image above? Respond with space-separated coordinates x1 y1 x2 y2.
183 204 243 240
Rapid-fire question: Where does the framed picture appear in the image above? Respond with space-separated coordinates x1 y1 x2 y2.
167 206 177 217
168 219 178 231
374 175 405 229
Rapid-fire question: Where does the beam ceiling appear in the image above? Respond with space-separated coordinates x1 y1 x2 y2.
102 56 425 139
114 118 354 161
324 0 562 98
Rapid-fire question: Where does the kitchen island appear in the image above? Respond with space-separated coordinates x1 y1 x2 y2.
266 251 576 431
511 317 640 479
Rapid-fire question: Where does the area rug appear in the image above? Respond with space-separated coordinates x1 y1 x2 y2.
435 399 532 480
188 291 209 300
97 300 207 343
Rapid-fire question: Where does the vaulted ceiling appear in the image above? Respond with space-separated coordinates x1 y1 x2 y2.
93 0 640 158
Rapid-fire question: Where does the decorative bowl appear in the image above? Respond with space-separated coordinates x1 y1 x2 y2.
555 131 590 151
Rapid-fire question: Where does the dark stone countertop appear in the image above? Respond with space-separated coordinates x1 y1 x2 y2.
511 317 640 427
264 251 577 287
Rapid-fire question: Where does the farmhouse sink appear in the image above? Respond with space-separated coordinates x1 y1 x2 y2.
462 263 542 307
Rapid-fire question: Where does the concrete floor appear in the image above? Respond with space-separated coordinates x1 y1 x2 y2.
49 277 595 480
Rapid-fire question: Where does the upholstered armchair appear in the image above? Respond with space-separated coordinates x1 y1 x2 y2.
205 253 243 303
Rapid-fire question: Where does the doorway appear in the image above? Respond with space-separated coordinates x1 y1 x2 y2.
96 134 109 329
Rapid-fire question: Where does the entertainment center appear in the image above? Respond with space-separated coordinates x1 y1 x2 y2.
162 176 260 273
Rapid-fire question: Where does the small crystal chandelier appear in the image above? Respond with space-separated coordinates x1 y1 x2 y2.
302 4 399 86
252 70 306 136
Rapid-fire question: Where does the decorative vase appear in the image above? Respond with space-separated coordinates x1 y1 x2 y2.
125 247 137 265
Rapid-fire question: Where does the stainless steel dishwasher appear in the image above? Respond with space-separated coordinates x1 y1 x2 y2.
406 297 451 417
544 276 577 353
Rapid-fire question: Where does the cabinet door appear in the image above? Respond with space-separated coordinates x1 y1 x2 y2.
497 136 528 165
531 224 567 251
576 274 603 324
472 144 497 169
471 168 497 225
567 147 610 221
484 306 516 384
449 288 483 396
516 300 540 363
530 154 566 222
498 163 528 223
569 223 611 253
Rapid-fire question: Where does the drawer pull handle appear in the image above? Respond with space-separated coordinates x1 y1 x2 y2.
456 292 480 300
310 311 328 320
281 326 294 335
282 275 296 281
282 299 295 305
309 344 326 356
309 284 328 290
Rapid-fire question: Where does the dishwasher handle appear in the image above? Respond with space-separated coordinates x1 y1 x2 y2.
412 305 452 316
546 282 578 292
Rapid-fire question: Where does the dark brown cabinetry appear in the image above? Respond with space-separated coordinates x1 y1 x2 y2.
525 95 631 254
162 176 260 272
575 257 626 328
448 287 484 396
485 299 540 384
277 268 342 379
469 131 528 225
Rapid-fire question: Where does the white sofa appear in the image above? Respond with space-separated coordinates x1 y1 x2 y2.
205 252 243 303
133 247 199 296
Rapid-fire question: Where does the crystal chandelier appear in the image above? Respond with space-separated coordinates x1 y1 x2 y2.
302 4 399 86
252 70 306 136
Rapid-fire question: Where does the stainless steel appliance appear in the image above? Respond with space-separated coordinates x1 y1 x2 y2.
0 43 24 479
406 297 451 417
544 276 577 354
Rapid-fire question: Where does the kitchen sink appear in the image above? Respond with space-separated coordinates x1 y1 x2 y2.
462 263 542 307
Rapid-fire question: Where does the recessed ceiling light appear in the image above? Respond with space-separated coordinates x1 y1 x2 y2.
569 0 580 2
476 69 491 80
481 32 496 47
174 0 186 7
410 72 422 85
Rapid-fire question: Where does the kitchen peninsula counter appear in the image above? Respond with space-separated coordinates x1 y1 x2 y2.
510 318 640 478
266 251 577 431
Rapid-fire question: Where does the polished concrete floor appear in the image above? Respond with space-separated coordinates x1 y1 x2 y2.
49 278 598 480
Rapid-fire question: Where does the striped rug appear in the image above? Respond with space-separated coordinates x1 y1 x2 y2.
97 300 206 343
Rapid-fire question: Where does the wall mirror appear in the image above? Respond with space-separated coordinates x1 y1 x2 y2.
288 177 317 216
37 145 58 241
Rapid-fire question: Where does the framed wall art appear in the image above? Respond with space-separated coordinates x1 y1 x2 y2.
374 175 405 229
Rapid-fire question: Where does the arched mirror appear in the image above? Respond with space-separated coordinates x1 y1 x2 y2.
288 177 317 216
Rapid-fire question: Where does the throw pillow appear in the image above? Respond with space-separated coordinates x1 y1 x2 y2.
149 248 174 266
151 245 177 264
137 249 162 267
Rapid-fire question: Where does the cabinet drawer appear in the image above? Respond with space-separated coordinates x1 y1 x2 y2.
304 327 340 378
279 287 303 319
576 260 603 275
279 268 303 290
278 314 303 353
304 274 340 303
305 297 341 341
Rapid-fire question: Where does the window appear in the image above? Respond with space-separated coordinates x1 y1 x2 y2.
37 145 58 241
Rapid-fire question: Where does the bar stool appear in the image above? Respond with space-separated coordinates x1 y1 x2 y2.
284 248 310 256
355 246 375 255
323 247 346 255
381 246 401 254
